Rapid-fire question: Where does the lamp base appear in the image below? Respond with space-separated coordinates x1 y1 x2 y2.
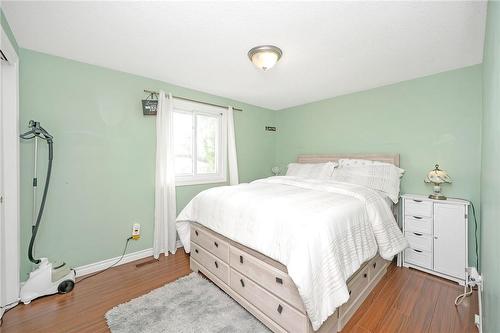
429 194 447 200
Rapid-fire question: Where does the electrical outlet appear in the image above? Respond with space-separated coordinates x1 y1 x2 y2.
132 223 141 240
467 266 482 287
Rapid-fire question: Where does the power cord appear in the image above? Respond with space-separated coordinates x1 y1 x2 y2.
453 200 480 306
455 284 473 305
470 201 479 269
76 237 133 284
448 198 480 269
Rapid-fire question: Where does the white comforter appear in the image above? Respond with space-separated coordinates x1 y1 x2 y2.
176 177 408 330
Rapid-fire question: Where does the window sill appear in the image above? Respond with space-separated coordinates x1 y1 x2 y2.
175 177 227 187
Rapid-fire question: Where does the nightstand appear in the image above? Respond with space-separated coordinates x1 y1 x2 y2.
401 194 469 285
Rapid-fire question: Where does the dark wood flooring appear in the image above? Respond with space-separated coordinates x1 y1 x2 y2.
0 251 477 333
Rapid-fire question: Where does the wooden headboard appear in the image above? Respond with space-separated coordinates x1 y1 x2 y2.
297 154 400 167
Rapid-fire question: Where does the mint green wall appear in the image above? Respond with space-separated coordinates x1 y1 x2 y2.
480 2 500 331
1 8 19 54
275 66 483 264
19 49 276 279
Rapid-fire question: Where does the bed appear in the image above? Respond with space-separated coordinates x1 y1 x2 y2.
176 154 407 332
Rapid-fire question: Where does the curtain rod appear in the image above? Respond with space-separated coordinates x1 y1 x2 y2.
144 90 243 112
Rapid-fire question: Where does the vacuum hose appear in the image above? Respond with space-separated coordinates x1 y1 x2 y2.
27 140 53 264
20 120 54 265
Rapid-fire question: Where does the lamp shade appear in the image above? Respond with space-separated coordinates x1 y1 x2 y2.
425 164 451 184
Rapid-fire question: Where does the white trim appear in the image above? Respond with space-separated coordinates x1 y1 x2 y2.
477 280 482 333
172 99 228 186
74 240 183 277
0 24 20 319
176 177 227 187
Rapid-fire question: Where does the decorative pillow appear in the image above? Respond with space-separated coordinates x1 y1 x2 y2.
331 163 405 203
286 162 337 179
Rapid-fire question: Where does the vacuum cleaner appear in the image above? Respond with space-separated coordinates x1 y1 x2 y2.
19 120 75 304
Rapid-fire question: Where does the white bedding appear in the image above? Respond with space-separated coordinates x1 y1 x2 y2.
176 176 408 330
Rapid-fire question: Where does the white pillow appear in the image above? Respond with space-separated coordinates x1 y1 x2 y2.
286 162 337 179
338 159 404 177
339 158 386 167
331 164 405 203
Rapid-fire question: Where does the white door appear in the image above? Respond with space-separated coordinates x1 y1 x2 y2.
433 203 466 280
0 26 20 318
0 54 5 318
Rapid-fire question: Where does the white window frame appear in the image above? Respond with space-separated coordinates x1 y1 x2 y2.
173 99 227 186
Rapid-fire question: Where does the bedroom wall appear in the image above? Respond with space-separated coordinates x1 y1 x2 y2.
18 49 276 279
275 65 483 264
480 1 500 331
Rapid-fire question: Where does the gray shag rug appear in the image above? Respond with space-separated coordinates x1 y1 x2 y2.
105 272 270 333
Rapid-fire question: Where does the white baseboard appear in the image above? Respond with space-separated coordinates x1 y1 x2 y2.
74 240 183 277
477 282 483 333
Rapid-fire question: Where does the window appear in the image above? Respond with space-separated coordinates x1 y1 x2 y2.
173 99 227 186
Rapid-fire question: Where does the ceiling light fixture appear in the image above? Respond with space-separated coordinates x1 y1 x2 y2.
248 45 283 71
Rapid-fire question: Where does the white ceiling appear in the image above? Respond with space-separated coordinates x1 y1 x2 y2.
2 1 487 110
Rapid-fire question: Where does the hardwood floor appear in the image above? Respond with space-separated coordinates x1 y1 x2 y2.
0 251 477 333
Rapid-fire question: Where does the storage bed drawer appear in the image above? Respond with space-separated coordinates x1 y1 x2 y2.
230 269 308 333
369 255 388 278
230 246 305 312
191 242 229 284
191 224 230 263
339 265 370 318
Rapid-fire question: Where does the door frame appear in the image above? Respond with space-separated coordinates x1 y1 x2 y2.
0 24 20 319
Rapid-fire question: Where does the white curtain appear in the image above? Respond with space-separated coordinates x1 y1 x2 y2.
153 91 177 258
227 106 239 185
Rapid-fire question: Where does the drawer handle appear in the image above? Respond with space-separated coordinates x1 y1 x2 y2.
214 261 218 269
194 249 199 254
413 199 423 203
413 216 423 220
373 262 377 269
277 304 283 314
413 249 423 253
413 232 423 236
240 279 245 287
240 255 244 264
276 277 283 285
195 230 199 236
363 273 368 278
214 241 219 248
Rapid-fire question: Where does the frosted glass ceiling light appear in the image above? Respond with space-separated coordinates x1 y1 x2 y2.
248 45 283 71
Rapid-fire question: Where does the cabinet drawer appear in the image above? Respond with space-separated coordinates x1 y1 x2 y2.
404 216 433 234
191 242 229 284
405 231 433 252
405 199 433 218
230 269 308 333
369 255 388 279
404 248 432 270
191 224 229 264
339 265 370 318
229 246 304 312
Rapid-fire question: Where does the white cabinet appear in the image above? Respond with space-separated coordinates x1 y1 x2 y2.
402 194 469 285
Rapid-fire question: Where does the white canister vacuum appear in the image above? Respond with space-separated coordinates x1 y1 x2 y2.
19 121 75 304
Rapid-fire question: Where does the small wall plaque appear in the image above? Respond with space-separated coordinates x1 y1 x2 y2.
142 99 158 115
